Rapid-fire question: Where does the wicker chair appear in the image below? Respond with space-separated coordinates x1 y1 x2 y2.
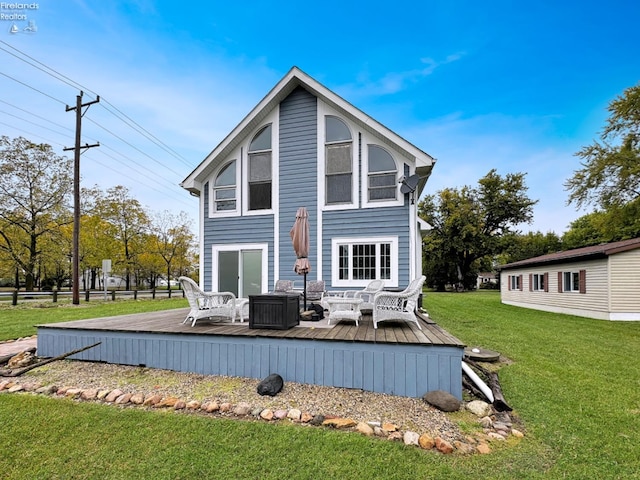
273 279 294 294
178 276 237 327
305 280 326 302
343 279 385 311
372 276 425 330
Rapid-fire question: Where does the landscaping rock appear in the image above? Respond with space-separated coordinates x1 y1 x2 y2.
105 389 123 403
233 402 252 416
423 390 461 412
356 422 374 436
435 437 454 454
419 433 435 450
403 431 420 446
466 400 492 417
287 408 302 421
257 373 284 396
322 417 356 428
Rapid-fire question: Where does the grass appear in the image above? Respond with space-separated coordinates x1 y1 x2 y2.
0 297 188 340
1 291 639 478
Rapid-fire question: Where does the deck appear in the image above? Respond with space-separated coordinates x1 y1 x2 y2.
37 308 465 399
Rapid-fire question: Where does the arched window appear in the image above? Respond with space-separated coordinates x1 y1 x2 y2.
248 125 272 210
325 116 353 205
367 145 397 201
213 160 236 212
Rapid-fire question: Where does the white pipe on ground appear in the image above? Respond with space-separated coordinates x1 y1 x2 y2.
462 361 494 403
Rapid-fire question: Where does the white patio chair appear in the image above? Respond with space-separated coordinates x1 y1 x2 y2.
305 280 326 303
372 276 426 330
178 276 237 327
343 279 385 311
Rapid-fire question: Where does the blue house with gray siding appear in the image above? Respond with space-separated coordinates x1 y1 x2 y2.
181 67 435 295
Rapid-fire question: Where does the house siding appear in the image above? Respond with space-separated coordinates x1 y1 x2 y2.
322 207 410 288
278 87 318 284
202 184 274 291
609 249 640 314
501 259 609 318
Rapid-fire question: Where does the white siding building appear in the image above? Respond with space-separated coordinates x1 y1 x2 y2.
500 238 640 321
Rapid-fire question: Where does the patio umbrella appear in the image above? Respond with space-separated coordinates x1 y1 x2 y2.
290 207 310 310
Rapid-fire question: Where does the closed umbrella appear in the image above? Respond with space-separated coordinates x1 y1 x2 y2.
290 207 310 310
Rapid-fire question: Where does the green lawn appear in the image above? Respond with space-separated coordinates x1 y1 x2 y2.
1 292 639 479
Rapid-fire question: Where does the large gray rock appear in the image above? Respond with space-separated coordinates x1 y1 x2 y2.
422 390 461 412
257 373 284 396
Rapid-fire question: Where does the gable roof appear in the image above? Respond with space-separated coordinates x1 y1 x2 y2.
500 237 640 270
180 66 435 196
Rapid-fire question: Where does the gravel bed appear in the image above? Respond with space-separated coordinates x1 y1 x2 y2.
20 359 465 441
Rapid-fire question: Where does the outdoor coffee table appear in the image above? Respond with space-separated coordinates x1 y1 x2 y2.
325 296 363 326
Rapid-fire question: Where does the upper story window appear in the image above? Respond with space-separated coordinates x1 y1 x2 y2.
213 160 236 212
368 145 397 201
325 116 353 205
248 125 272 210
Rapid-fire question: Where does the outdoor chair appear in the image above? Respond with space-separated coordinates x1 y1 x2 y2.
273 279 295 294
305 280 326 303
343 279 385 311
178 276 237 327
372 275 426 330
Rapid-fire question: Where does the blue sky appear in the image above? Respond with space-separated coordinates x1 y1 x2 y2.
1 0 639 234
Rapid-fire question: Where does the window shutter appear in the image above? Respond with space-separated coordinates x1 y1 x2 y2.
508 275 511 291
529 274 533 291
544 273 549 292
579 269 586 294
558 272 563 292
519 275 523 291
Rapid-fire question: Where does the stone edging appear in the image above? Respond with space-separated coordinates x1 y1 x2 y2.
0 378 524 455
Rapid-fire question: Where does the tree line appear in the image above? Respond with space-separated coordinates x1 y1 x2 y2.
419 83 640 291
0 136 196 292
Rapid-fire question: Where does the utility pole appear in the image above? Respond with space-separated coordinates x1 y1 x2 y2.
64 91 100 305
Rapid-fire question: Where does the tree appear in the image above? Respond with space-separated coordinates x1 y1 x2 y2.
419 169 537 290
499 231 562 264
150 211 195 297
94 186 150 290
0 136 72 291
565 84 640 210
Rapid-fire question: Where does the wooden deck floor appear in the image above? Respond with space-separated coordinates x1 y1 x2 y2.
37 307 464 347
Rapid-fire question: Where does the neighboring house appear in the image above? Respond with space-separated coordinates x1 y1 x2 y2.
499 237 640 320
477 272 498 289
181 67 435 296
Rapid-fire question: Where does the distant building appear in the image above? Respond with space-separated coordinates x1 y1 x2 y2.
499 238 640 320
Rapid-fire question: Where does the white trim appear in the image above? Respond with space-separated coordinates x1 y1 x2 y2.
207 156 240 219
181 67 434 194
198 190 205 285
331 236 399 288
211 243 269 294
242 109 278 217
360 137 404 209
319 102 359 212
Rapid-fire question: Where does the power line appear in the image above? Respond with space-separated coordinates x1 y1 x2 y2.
0 70 66 105
0 40 193 167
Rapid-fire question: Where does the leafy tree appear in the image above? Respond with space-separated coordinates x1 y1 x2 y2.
562 200 640 249
499 231 562 264
420 169 536 290
0 136 72 291
565 83 640 210
150 211 195 297
94 185 150 290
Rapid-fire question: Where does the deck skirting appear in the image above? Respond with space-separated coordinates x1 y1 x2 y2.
37 311 464 399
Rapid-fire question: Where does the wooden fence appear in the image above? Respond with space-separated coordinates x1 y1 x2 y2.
0 288 184 305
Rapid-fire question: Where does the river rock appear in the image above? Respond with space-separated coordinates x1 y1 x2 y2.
423 390 461 412
466 400 492 417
